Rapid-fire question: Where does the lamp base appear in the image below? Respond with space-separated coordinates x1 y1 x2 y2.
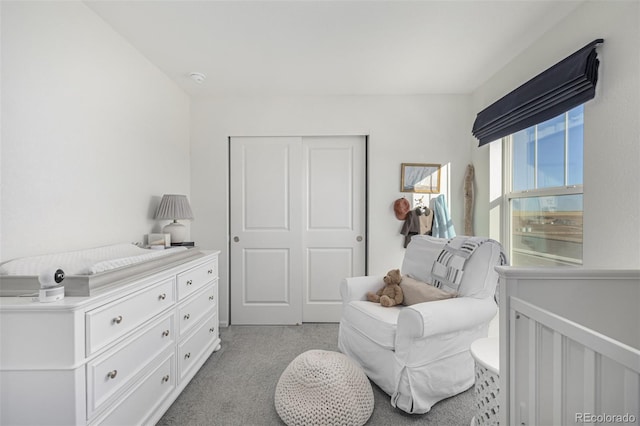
163 221 187 244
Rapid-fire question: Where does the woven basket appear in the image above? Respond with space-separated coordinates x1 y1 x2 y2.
472 361 500 425
274 350 374 426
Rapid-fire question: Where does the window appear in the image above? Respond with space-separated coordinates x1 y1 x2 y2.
504 105 584 266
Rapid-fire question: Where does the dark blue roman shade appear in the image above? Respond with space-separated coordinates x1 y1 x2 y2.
472 39 603 147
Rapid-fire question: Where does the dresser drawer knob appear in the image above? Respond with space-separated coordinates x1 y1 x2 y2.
186 280 193 286
207 269 213 274
107 370 118 379
209 327 215 333
184 314 190 320
162 330 170 337
158 293 166 300
209 296 214 301
184 352 191 359
113 316 123 324
161 375 170 383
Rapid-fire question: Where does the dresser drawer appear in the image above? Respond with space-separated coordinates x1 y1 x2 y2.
177 259 217 300
86 278 176 355
178 284 216 337
94 351 175 426
86 313 174 417
178 315 218 380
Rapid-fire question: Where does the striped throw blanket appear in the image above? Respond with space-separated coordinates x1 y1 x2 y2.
431 236 507 295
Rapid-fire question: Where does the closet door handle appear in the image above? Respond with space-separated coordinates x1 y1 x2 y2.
233 236 240 243
356 235 363 242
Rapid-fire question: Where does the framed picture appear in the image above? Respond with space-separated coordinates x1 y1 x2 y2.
400 163 441 193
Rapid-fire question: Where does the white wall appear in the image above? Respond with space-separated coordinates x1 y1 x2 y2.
1 1 191 260
471 0 640 268
190 95 471 324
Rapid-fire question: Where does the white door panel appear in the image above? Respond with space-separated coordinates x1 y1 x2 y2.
302 137 366 322
230 137 302 325
243 248 290 303
242 141 292 231
307 146 354 230
230 135 365 324
306 248 352 301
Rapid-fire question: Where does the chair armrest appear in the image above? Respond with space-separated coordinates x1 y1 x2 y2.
340 276 384 303
397 296 497 340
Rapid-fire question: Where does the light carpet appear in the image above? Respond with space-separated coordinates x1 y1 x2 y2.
157 324 475 425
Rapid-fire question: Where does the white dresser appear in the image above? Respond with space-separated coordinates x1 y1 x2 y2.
0 250 221 426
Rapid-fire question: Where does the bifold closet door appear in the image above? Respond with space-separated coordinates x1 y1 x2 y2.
230 136 365 325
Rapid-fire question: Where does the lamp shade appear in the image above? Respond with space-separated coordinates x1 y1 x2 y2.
155 194 194 220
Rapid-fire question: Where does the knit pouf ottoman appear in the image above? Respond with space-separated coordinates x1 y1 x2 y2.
274 350 374 426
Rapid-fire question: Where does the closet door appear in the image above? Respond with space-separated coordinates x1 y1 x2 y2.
301 136 366 322
230 136 366 324
230 137 303 325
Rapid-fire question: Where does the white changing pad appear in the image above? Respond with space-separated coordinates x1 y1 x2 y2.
0 243 188 276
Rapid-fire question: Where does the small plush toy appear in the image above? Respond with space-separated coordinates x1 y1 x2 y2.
367 269 404 307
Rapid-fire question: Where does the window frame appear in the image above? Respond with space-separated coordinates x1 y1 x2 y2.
502 109 584 266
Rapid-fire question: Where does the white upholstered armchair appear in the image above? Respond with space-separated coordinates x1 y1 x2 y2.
338 235 504 414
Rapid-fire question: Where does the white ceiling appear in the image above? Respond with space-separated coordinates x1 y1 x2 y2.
85 0 582 98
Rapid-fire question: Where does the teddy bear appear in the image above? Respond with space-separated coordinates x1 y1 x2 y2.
366 269 404 307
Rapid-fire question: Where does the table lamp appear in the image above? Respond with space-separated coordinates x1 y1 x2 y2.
155 194 194 244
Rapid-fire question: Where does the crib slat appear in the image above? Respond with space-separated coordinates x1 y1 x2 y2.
509 308 519 426
624 368 639 419
528 318 537 426
583 348 596 416
552 331 563 425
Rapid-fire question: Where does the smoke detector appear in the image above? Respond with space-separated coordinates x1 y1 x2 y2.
189 72 206 84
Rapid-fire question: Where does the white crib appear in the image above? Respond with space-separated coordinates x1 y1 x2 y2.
497 267 640 426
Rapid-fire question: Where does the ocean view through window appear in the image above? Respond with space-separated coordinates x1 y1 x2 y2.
506 105 584 266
